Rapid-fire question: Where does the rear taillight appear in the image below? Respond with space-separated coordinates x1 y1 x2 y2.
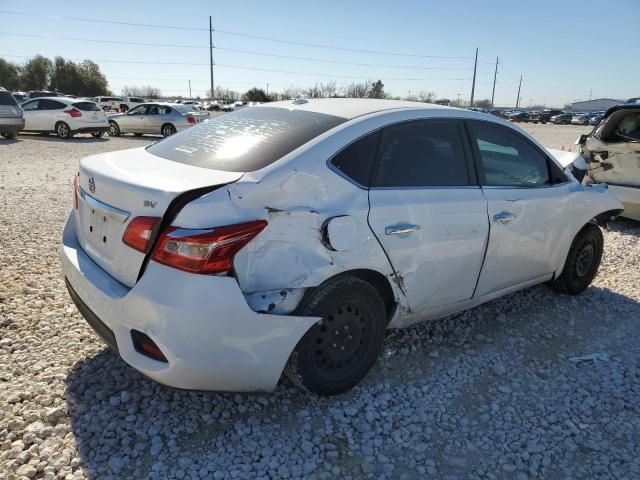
186 116 197 125
65 108 82 118
73 175 78 209
151 220 267 275
122 217 161 253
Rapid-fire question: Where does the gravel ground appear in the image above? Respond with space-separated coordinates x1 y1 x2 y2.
1 126 639 479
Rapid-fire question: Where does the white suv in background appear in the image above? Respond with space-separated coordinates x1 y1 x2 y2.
92 96 124 112
21 97 109 138
119 96 145 112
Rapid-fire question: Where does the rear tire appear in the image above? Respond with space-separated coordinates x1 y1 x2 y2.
161 123 176 137
550 223 603 295
284 275 387 396
2 131 18 139
55 122 73 139
107 121 120 137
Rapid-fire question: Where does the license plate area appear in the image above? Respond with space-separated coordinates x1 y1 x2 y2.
78 188 130 259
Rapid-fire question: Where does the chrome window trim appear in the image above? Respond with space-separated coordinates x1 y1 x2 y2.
479 181 572 190
78 187 130 223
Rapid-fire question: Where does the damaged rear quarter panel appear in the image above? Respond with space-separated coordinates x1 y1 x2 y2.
171 120 409 316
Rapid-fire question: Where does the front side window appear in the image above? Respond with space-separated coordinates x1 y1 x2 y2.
373 120 471 187
469 122 551 187
128 105 148 115
22 100 39 111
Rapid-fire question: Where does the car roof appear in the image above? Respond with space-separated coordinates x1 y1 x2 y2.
604 104 640 118
256 98 457 120
24 96 76 104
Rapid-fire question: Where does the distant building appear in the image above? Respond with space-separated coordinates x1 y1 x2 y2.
570 98 623 112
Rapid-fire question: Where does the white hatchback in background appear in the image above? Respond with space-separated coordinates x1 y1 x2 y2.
21 97 109 139
61 99 623 395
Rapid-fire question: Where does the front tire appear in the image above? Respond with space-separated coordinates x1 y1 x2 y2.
161 123 176 137
284 275 387 396
107 121 120 137
550 223 603 295
55 122 73 139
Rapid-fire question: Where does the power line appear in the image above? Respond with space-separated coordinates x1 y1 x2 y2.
0 32 474 71
0 9 475 60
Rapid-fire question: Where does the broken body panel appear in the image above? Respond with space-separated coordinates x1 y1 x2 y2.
577 105 640 221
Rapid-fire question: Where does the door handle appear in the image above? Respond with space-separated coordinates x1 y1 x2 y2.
493 211 516 224
385 224 421 236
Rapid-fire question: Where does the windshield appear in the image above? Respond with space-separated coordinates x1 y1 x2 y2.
147 106 346 172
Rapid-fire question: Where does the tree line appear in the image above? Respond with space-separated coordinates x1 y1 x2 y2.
0 55 109 97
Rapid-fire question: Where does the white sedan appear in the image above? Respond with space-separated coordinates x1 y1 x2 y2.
60 99 622 395
21 97 109 139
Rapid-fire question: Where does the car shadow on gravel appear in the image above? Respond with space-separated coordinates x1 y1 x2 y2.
18 133 110 143
63 278 640 478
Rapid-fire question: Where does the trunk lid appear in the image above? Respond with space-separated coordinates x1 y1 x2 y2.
76 147 243 287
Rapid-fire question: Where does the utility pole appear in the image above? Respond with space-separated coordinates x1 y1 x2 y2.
456 93 461 105
266 83 269 97
188 80 192 99
469 47 478 107
589 88 593 100
515 74 522 109
491 56 498 108
209 16 214 100
408 90 412 100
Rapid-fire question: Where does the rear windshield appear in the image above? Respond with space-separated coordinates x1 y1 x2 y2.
147 107 346 172
173 104 197 114
73 101 101 112
0 92 19 106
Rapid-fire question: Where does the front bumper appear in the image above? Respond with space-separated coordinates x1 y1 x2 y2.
60 212 317 392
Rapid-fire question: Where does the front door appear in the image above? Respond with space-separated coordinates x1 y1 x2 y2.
467 120 572 296
367 119 489 314
21 99 41 130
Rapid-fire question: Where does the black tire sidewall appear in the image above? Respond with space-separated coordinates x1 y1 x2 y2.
556 224 603 294
162 124 176 137
288 276 386 395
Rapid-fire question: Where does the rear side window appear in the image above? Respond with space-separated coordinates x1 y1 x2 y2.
373 120 471 187
130 97 144 103
148 107 346 172
330 131 380 187
73 102 101 112
39 99 66 110
469 122 552 186
0 92 18 106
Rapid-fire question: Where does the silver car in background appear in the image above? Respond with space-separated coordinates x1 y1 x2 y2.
106 103 210 137
0 88 25 139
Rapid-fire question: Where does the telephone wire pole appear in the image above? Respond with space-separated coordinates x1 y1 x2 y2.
469 47 478 107
515 74 523 109
209 16 215 100
491 57 498 108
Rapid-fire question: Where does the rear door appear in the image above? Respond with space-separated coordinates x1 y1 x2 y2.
467 120 572 296
39 99 67 131
367 119 489 314
145 104 169 133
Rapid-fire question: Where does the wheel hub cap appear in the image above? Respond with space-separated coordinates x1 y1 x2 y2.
575 243 594 277
313 303 365 371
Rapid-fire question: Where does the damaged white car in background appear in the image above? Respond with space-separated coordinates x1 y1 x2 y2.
60 99 622 396
576 104 640 222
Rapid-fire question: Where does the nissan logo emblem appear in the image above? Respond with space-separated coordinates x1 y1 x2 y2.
88 177 96 194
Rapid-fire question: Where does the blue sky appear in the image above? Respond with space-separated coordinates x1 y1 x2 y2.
1 0 638 106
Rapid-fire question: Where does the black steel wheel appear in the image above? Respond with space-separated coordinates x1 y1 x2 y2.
284 275 387 395
550 223 603 295
107 121 120 137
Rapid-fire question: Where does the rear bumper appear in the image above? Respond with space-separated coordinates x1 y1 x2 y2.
0 117 25 133
60 212 317 392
